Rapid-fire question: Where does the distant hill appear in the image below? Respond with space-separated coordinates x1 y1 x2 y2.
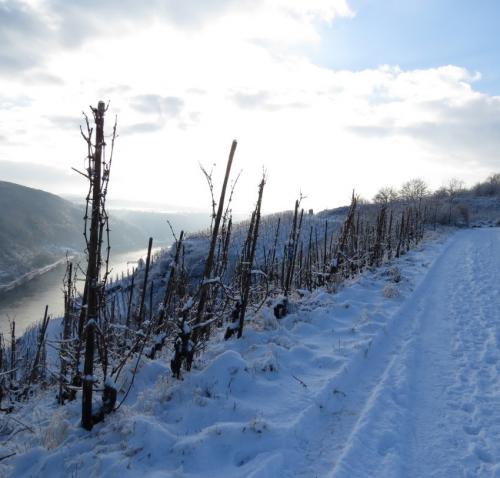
0 181 146 288
110 209 212 242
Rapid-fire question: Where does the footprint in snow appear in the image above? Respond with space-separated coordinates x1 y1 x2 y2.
474 445 494 463
463 424 482 436
377 431 397 456
462 402 475 413
485 354 499 365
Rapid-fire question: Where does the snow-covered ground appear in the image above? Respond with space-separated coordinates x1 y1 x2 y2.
2 227 500 477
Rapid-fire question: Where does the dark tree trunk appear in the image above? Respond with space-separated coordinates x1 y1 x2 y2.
82 101 106 431
237 176 265 338
194 140 237 340
10 321 15 385
137 237 153 326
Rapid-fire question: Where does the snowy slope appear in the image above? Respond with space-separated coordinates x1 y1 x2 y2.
3 228 500 477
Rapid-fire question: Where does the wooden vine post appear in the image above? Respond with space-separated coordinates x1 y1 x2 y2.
82 101 106 431
237 175 265 338
193 140 237 341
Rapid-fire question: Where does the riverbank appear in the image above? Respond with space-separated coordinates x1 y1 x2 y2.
0 255 77 294
0 244 169 336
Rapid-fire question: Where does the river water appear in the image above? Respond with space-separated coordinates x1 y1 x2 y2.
0 245 167 336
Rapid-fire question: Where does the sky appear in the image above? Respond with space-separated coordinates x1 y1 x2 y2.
1 0 499 214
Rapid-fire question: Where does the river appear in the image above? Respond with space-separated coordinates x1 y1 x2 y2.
0 245 168 336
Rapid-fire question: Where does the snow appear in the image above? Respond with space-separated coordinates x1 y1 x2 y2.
182 297 194 311
202 277 221 285
0 256 74 293
104 379 118 391
250 269 266 276
4 228 500 476
328 228 500 477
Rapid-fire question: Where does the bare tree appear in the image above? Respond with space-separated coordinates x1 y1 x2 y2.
446 178 465 197
400 178 429 203
373 186 399 204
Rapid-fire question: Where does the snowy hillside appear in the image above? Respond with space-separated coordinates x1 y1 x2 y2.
0 181 146 289
4 227 500 476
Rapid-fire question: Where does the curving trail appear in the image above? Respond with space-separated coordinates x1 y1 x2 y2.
325 228 500 478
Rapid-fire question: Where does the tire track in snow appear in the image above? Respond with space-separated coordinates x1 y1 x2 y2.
287 232 459 477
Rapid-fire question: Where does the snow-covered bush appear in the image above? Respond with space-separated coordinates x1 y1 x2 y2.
254 351 279 373
383 284 400 298
257 308 279 331
42 409 70 450
388 266 402 283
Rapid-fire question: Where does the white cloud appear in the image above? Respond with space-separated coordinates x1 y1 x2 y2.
0 0 498 213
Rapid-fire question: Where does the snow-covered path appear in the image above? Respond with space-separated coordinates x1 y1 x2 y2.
329 228 500 477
